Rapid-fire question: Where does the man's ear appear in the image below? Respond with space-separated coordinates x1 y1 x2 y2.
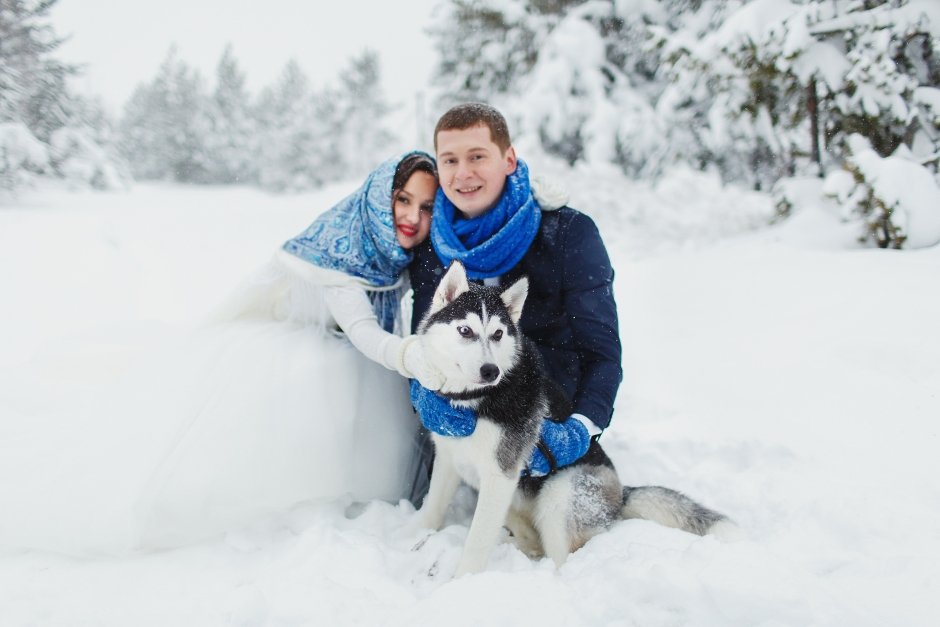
503 145 517 176
500 276 528 325
430 261 470 316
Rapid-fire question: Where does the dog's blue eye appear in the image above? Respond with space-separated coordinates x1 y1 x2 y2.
492 330 503 341
457 325 474 338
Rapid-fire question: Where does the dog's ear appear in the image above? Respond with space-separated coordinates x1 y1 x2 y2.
500 276 528 324
430 261 470 316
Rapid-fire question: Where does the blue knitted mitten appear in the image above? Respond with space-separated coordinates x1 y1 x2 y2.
409 379 476 437
525 416 591 477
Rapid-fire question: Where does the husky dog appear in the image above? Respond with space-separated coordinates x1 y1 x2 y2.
414 261 735 577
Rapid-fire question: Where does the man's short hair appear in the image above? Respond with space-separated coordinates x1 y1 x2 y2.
434 103 512 153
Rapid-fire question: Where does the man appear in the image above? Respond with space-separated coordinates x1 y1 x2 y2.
407 102 622 503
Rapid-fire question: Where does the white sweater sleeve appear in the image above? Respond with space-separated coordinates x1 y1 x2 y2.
324 284 403 371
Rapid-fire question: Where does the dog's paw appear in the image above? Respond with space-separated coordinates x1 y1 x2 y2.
412 508 447 533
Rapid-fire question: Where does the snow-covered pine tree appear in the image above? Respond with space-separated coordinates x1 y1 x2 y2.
429 0 544 107
519 1 666 169
0 0 74 190
0 0 76 137
334 50 397 178
658 0 816 190
117 46 211 183
253 59 333 192
203 45 256 184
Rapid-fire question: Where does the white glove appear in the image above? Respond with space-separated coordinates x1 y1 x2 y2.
396 335 445 391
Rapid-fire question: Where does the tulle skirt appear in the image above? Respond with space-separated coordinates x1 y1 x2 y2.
0 310 418 556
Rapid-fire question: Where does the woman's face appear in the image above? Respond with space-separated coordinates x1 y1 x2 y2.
393 170 437 249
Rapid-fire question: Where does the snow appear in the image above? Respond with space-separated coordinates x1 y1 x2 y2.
696 0 800 58
811 0 940 39
793 41 851 91
2 172 940 626
915 86 940 112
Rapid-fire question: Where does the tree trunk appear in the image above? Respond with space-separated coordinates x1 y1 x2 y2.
807 77 823 178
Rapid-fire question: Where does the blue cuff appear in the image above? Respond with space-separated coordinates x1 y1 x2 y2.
525 415 591 476
409 379 476 437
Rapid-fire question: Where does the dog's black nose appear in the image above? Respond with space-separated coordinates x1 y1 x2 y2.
480 363 500 382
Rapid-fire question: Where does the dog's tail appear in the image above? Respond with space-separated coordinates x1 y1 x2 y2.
621 486 740 539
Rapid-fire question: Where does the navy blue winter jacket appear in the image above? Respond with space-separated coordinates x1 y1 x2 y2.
409 206 622 429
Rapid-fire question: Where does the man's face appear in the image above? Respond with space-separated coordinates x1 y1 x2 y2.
435 124 517 218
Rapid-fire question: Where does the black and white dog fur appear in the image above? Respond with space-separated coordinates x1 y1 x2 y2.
414 261 736 577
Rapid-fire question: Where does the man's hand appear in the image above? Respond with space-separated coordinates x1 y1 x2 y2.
525 415 593 477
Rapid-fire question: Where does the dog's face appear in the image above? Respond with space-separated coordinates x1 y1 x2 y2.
419 262 528 392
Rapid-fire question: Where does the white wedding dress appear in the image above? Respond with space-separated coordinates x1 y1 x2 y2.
0 253 418 556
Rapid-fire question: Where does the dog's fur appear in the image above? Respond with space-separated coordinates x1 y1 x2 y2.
414 262 735 577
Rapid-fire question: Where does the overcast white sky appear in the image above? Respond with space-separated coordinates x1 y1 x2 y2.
52 0 441 144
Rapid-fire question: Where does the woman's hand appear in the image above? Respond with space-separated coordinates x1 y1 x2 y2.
397 335 446 391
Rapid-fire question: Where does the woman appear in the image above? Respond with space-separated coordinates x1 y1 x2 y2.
133 151 446 547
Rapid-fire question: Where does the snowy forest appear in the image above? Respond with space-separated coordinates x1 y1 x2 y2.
2 0 939 247
3 2 940 625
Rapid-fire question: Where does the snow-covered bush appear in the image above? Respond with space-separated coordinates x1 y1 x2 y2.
0 122 49 191
824 134 940 248
49 126 131 190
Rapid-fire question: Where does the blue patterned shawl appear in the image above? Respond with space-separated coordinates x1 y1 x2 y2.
431 159 540 280
282 151 432 332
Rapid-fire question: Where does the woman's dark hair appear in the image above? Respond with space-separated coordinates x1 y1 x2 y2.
392 153 438 194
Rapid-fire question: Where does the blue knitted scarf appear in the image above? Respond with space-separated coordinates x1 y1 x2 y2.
282 151 432 332
431 159 540 280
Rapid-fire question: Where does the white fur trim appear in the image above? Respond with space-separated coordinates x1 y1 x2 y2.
274 248 404 291
530 173 569 211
